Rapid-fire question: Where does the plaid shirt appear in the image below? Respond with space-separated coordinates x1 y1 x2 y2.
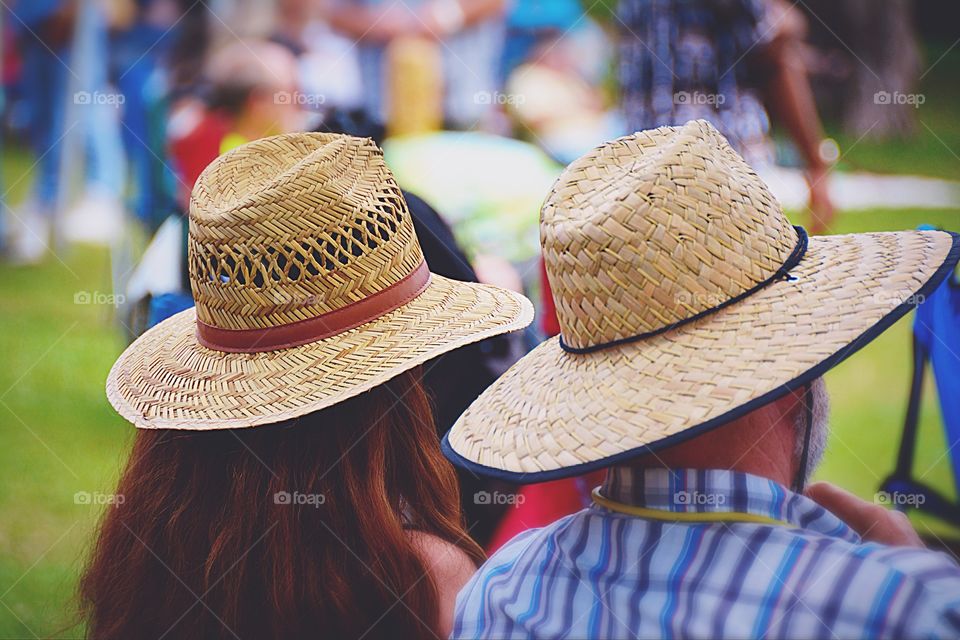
452 468 960 639
618 0 775 166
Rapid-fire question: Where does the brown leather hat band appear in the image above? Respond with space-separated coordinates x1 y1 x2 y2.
196 261 432 353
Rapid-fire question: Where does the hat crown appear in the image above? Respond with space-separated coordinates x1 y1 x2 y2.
542 120 798 350
188 133 424 332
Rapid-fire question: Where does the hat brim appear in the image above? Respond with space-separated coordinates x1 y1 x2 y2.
107 274 533 429
443 230 960 483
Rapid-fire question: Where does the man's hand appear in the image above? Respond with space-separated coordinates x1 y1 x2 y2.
805 482 925 548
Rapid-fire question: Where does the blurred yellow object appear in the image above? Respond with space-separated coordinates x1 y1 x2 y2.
220 133 249 155
386 36 444 137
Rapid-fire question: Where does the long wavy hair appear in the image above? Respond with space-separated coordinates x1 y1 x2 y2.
79 368 484 639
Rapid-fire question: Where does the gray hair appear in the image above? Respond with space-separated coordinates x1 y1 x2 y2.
794 377 830 487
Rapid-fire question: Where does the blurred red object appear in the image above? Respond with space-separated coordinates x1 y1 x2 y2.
2 23 21 86
540 258 561 336
488 471 606 554
485 263 604 554
168 105 230 207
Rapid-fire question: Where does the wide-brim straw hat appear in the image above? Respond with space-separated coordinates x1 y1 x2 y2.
443 120 960 483
107 133 533 429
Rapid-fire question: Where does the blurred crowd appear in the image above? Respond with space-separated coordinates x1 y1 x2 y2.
1 0 838 264
1 0 856 550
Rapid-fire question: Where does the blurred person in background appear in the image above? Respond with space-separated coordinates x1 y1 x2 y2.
618 0 835 233
204 39 305 152
499 0 585 82
170 37 301 177
329 0 507 129
504 32 623 164
498 0 625 162
268 0 364 112
6 0 126 262
108 0 187 230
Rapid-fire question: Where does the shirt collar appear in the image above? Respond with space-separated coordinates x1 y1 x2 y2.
598 466 860 543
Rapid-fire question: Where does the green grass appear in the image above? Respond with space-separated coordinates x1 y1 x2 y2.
799 209 960 544
0 207 957 636
0 145 131 638
824 42 960 181
0 246 132 638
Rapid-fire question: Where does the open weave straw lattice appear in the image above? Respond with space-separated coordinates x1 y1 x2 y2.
107 133 533 430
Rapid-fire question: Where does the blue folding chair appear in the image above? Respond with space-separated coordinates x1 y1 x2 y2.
881 235 960 524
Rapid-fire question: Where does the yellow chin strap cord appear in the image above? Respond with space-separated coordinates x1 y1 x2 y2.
591 488 789 527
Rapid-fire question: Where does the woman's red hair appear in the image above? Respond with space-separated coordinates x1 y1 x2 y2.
79 368 483 639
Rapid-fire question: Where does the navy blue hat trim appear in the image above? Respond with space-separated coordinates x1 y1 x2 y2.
442 231 960 485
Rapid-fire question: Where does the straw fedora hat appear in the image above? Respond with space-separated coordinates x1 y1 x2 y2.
107 133 533 430
443 119 960 483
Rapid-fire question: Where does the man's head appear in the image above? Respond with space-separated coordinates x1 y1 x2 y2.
634 378 830 490
441 121 958 487
206 39 303 138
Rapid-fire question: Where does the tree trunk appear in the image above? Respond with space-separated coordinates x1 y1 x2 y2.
840 0 922 137
803 0 922 139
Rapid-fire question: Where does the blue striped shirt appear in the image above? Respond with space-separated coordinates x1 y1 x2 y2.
452 468 960 639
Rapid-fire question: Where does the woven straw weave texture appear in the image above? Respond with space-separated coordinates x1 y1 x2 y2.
107 133 533 429
446 120 958 476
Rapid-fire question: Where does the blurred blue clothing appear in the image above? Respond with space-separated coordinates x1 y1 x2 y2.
111 21 178 227
148 292 194 328
14 1 125 208
506 0 583 30
617 0 774 165
913 270 960 495
72 0 126 198
500 0 583 81
7 0 62 26
19 39 67 207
